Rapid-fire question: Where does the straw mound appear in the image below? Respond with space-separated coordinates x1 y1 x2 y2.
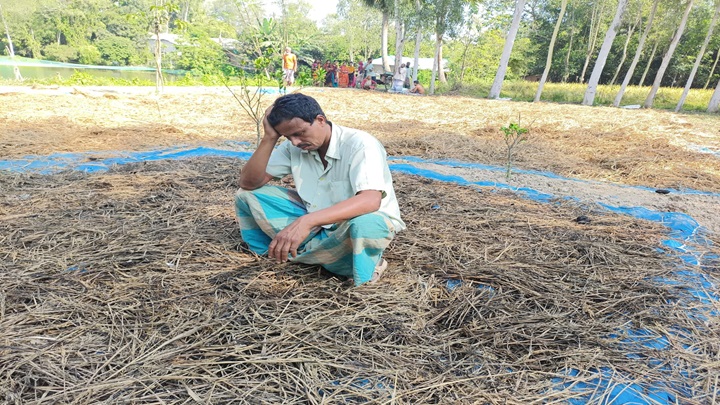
1 157 719 404
2 88 719 192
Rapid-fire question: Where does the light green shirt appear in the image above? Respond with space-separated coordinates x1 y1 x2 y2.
266 122 405 232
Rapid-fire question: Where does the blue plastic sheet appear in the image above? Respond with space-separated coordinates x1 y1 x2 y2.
390 156 720 197
0 146 253 174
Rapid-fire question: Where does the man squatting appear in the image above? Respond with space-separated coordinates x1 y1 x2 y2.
234 93 405 286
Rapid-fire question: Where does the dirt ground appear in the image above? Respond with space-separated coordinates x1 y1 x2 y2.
2 85 720 233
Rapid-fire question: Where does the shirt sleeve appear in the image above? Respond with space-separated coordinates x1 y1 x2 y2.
347 138 389 198
265 141 292 178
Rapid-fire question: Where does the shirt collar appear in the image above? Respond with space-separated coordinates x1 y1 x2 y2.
324 121 341 160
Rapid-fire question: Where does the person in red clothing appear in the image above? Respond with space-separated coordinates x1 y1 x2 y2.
339 62 349 87
282 47 298 87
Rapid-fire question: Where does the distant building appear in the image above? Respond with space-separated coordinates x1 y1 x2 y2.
147 33 180 53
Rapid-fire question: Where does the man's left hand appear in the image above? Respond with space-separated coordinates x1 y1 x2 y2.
268 217 313 262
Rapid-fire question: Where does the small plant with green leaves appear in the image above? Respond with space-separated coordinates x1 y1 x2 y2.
224 73 269 147
500 118 529 179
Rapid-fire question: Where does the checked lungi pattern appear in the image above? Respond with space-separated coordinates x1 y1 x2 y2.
234 185 395 286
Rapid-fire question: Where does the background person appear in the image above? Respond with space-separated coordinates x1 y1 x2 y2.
392 62 407 92
282 47 298 87
361 75 376 90
404 62 412 88
364 57 375 82
410 80 425 95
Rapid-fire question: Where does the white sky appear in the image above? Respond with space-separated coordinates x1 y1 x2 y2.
264 0 339 23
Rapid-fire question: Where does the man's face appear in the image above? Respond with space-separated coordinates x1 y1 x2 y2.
273 116 329 151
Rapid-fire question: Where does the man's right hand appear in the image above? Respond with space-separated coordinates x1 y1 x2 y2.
262 105 281 141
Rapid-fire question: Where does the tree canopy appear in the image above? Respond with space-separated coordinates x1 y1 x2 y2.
2 0 720 107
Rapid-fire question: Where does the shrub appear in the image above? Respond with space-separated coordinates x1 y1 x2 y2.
77 45 102 65
43 44 78 63
96 36 140 66
175 37 226 75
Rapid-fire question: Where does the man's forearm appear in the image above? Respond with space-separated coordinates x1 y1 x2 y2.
238 136 276 190
301 191 382 229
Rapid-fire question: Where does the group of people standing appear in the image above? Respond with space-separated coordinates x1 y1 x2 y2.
287 49 424 94
312 59 368 88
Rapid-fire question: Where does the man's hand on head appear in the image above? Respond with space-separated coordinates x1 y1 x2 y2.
268 216 314 262
262 104 281 141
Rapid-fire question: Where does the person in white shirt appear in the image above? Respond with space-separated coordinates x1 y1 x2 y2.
235 93 405 286
392 62 407 92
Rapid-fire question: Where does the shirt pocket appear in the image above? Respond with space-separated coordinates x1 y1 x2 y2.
329 180 354 205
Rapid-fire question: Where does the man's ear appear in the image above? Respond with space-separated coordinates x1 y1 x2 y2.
315 114 327 125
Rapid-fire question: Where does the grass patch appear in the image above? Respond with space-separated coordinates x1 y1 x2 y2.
441 80 716 112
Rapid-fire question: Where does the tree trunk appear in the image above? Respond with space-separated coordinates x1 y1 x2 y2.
0 2 23 81
459 36 473 83
644 0 694 108
639 40 658 85
579 0 606 83
430 36 440 95
393 0 405 76
182 0 190 22
489 0 526 99
614 0 658 106
535 0 567 102
381 11 390 73
438 39 446 82
30 28 38 59
413 28 421 82
709 79 720 112
610 12 641 85
675 2 719 111
412 0 421 82
704 47 720 89
583 0 628 106
154 30 164 95
563 11 575 83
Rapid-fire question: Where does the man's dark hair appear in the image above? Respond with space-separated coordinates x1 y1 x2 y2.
413 80 419 84
267 94 325 126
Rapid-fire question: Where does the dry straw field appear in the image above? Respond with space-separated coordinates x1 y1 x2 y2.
1 86 719 404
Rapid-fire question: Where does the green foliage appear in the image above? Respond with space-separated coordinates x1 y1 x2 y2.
175 33 226 75
416 69 432 86
313 67 327 86
3 0 720 116
295 66 313 87
272 68 285 93
65 70 103 85
23 69 154 86
77 45 101 65
324 0 382 63
442 80 716 112
42 44 78 63
500 119 529 179
96 36 141 66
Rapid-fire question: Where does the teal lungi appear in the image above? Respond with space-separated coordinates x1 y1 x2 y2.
234 185 395 286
